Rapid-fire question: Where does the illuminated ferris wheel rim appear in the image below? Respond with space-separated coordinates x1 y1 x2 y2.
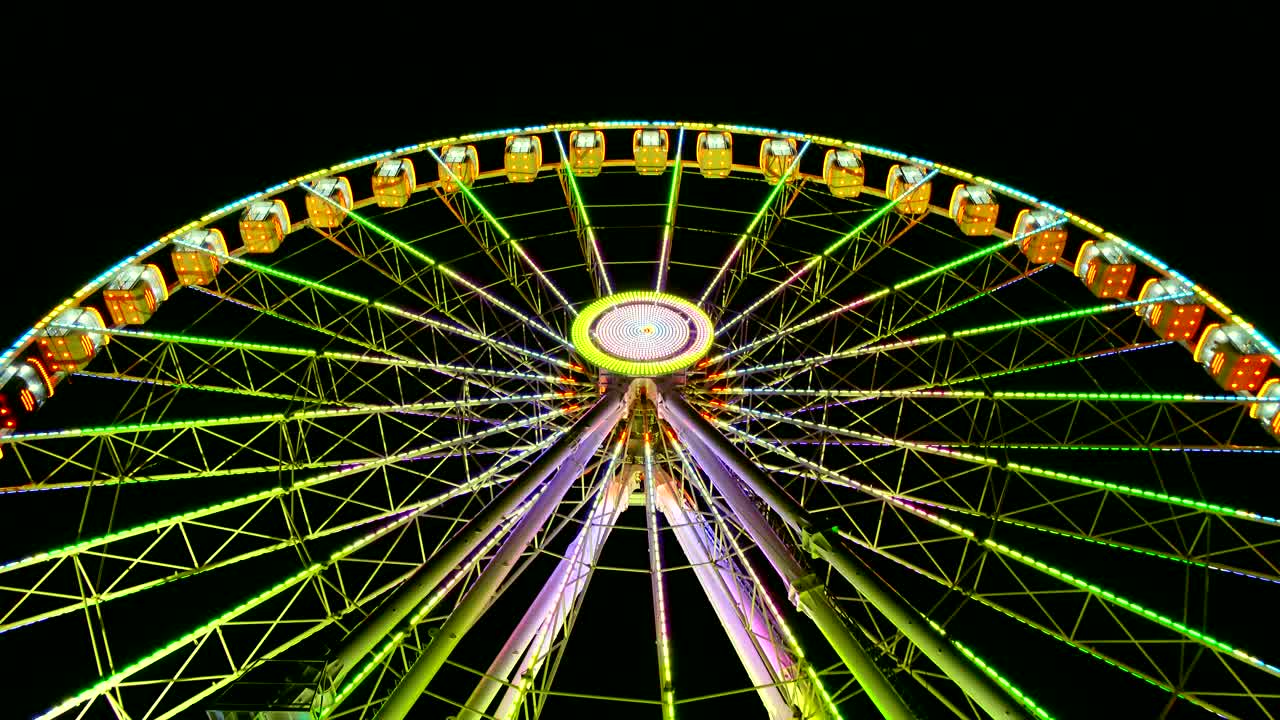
2 119 1276 373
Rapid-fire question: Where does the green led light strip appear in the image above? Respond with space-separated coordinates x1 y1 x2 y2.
552 130 613 296
175 239 569 368
984 539 1280 677
188 289 560 384
307 180 571 346
712 237 1021 364
0 394 573 443
36 564 322 720
698 141 810 308
723 294 1177 378
714 168 941 340
765 461 1279 585
709 404 1279 526
931 628 1054 720
936 340 1173 387
656 129 684 293
723 387 1275 404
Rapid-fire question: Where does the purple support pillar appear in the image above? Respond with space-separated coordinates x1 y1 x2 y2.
655 386 916 720
325 390 625 692
653 470 811 719
373 406 623 720
457 465 634 720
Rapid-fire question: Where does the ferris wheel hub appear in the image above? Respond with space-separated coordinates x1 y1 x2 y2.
571 291 713 377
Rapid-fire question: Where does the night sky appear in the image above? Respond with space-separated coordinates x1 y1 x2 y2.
6 32 1277 719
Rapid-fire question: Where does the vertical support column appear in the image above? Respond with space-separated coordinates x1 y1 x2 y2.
326 391 625 688
373 413 623 720
658 389 1030 720
457 464 634 720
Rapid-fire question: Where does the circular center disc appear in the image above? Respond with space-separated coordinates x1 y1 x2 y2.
571 292 714 376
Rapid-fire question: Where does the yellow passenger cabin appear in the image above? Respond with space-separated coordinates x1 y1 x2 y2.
1014 209 1067 264
38 308 108 373
1251 378 1280 437
0 359 56 436
823 149 865 198
504 136 542 183
886 165 932 215
1137 278 1206 342
1195 324 1273 393
438 145 479 192
305 177 353 229
1075 240 1136 299
103 264 168 326
372 158 416 208
696 132 732 178
239 200 291 254
171 228 228 287
948 185 999 235
568 131 606 177
633 129 669 175
759 138 799 184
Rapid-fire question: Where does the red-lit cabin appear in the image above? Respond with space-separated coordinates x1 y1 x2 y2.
305 177 353 229
1014 209 1067 264
760 138 799 184
633 129 669 175
696 132 732 178
886 164 932 215
1194 323 1273 393
372 158 416 208
1074 240 1136 299
823 149 865 198
1137 278 1205 342
239 200 291 254
568 131 606 177
438 145 479 192
1251 378 1280 437
103 264 168 326
948 185 999 236
171 229 228 286
504 136 542 183
38 308 108 373
0 359 56 434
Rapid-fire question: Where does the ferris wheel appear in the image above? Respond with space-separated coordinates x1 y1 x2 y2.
1 120 1277 720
